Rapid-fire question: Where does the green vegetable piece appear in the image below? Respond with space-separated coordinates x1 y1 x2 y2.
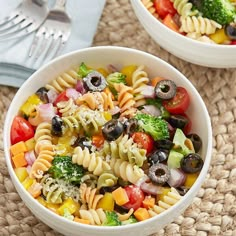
48 156 84 185
78 62 93 78
103 211 121 226
135 113 169 141
106 72 126 95
167 150 184 169
193 0 236 25
172 128 193 156
121 215 138 225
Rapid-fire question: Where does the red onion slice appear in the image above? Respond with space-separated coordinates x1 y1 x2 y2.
141 85 155 98
75 80 86 94
140 180 163 195
24 150 36 166
167 168 186 188
66 88 81 100
47 89 58 103
142 105 161 117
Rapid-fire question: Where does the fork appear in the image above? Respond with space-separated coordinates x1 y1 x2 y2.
0 0 49 41
28 0 71 62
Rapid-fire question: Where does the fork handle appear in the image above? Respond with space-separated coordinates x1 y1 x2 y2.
53 0 67 11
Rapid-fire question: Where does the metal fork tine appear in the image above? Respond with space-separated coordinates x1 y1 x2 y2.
29 35 40 58
0 12 18 27
0 16 25 34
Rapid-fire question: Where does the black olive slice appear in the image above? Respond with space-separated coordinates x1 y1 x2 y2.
36 87 49 103
83 71 107 92
225 24 236 40
148 163 170 185
123 118 138 135
51 115 63 136
155 80 177 100
186 133 202 153
148 149 169 166
180 153 204 173
102 119 124 141
156 139 174 150
168 114 189 130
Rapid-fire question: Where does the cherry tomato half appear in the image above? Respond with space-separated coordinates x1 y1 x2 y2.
162 87 190 114
154 0 177 19
53 91 69 106
10 116 35 145
182 113 192 135
123 185 145 211
132 132 154 154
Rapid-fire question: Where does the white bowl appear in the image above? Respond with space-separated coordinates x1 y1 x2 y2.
4 46 212 236
130 0 236 68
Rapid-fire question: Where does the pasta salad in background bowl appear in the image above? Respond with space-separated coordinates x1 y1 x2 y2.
130 0 236 68
4 46 212 236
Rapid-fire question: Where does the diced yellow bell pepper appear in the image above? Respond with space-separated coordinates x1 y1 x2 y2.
47 203 61 214
14 167 29 183
120 65 137 86
184 173 199 188
22 176 36 190
20 94 42 117
96 68 109 77
157 187 171 202
210 29 230 44
57 198 80 216
103 111 112 121
97 192 115 211
25 138 36 151
37 196 47 207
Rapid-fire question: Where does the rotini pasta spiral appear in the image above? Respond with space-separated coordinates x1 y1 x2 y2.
141 0 159 18
79 208 106 225
45 69 79 93
113 83 135 113
79 183 103 209
170 0 198 17
41 175 80 203
81 173 98 188
62 107 107 134
34 122 53 154
180 15 222 34
185 32 216 44
72 146 111 176
30 122 55 179
57 98 79 117
76 91 114 111
131 65 149 107
101 134 146 167
41 174 64 203
97 172 118 189
110 157 145 184
148 187 182 216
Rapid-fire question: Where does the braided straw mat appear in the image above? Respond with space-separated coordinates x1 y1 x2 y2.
1 0 236 235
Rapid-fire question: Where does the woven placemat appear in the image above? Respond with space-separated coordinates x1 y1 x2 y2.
1 0 236 235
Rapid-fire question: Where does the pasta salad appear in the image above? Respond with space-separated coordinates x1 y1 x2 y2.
10 63 204 226
142 0 236 45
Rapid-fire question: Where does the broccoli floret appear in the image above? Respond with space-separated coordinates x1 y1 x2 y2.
78 62 93 78
121 215 138 225
135 113 169 141
103 211 121 226
48 156 84 185
191 0 236 25
106 72 126 95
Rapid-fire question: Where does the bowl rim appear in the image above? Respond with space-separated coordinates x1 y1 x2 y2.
3 45 213 232
130 0 236 50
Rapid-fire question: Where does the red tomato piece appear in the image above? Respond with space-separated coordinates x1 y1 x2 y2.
10 116 35 145
230 40 236 45
132 132 154 154
92 134 105 148
53 91 69 106
162 87 190 114
123 185 145 211
154 0 177 19
163 14 179 32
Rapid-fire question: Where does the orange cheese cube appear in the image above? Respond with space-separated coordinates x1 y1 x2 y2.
112 187 129 206
10 141 27 156
12 152 27 168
